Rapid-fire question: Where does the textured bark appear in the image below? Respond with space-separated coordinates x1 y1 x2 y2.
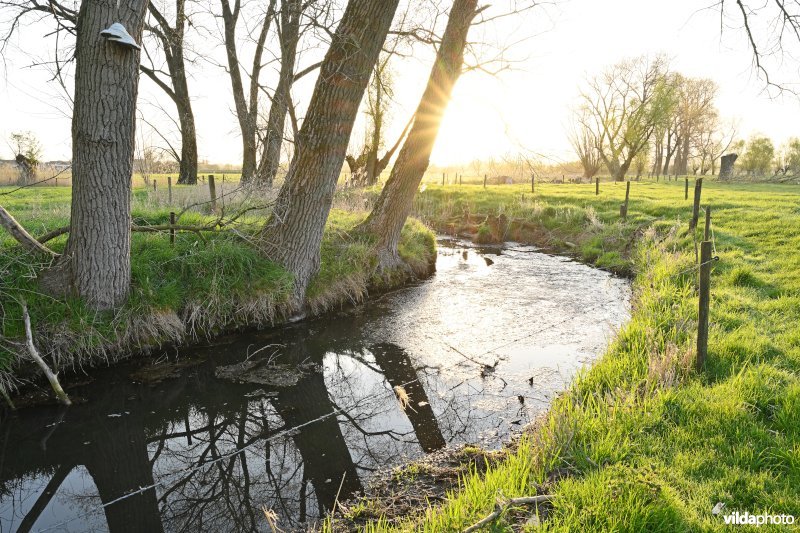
257 0 301 186
142 0 198 184
358 0 478 266
259 0 400 301
39 0 147 310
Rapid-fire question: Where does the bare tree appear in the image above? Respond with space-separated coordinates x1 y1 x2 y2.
141 0 199 184
258 0 400 303
357 0 481 270
671 77 718 176
256 0 302 186
219 0 277 183
718 0 800 93
568 114 601 179
38 0 149 310
579 55 671 181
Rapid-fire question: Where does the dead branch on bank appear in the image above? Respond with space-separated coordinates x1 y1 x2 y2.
21 300 71 406
0 205 59 257
462 494 553 533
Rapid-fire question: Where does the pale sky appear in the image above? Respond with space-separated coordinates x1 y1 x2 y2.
2 0 800 166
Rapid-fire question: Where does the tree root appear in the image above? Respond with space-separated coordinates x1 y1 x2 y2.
462 494 553 533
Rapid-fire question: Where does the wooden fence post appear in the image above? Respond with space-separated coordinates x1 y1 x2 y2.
153 179 157 193
690 178 703 230
208 174 217 213
442 172 445 186
484 174 487 189
168 176 173 204
531 173 535 193
620 181 630 220
697 206 712 370
170 211 176 245
685 177 689 201
596 177 599 196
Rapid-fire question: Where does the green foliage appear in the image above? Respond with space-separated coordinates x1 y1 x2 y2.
739 136 775 176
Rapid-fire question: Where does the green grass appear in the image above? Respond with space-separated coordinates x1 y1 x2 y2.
0 185 435 382
339 178 800 532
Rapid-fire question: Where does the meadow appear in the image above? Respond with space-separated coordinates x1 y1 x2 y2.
328 178 800 532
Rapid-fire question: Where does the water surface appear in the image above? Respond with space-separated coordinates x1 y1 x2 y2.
0 239 629 532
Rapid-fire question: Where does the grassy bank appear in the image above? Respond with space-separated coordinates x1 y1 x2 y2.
0 185 435 394
334 179 800 531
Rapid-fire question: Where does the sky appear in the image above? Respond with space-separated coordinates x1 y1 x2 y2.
1 0 800 166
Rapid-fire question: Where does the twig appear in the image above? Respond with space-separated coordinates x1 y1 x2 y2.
21 300 71 406
463 495 553 533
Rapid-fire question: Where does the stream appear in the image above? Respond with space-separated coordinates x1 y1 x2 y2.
0 238 630 532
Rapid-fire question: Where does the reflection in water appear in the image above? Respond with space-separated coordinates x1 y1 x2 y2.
0 240 630 532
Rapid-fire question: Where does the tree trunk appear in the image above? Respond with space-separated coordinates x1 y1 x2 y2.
39 0 148 310
357 0 478 267
605 157 622 181
257 0 301 187
652 134 663 177
221 0 276 183
258 0 400 303
171 35 198 185
176 97 198 184
677 128 691 176
144 1 198 185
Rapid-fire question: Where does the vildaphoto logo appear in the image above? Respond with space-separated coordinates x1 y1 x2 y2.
712 503 795 527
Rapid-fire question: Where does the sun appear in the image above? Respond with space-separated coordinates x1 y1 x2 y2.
431 79 509 166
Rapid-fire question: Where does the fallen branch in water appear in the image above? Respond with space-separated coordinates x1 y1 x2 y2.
463 494 553 533
21 301 72 406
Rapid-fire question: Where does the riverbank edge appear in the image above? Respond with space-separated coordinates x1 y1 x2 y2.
327 183 800 532
321 208 647 531
1 218 437 404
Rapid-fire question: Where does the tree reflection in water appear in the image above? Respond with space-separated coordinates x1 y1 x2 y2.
0 241 630 532
0 329 474 532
